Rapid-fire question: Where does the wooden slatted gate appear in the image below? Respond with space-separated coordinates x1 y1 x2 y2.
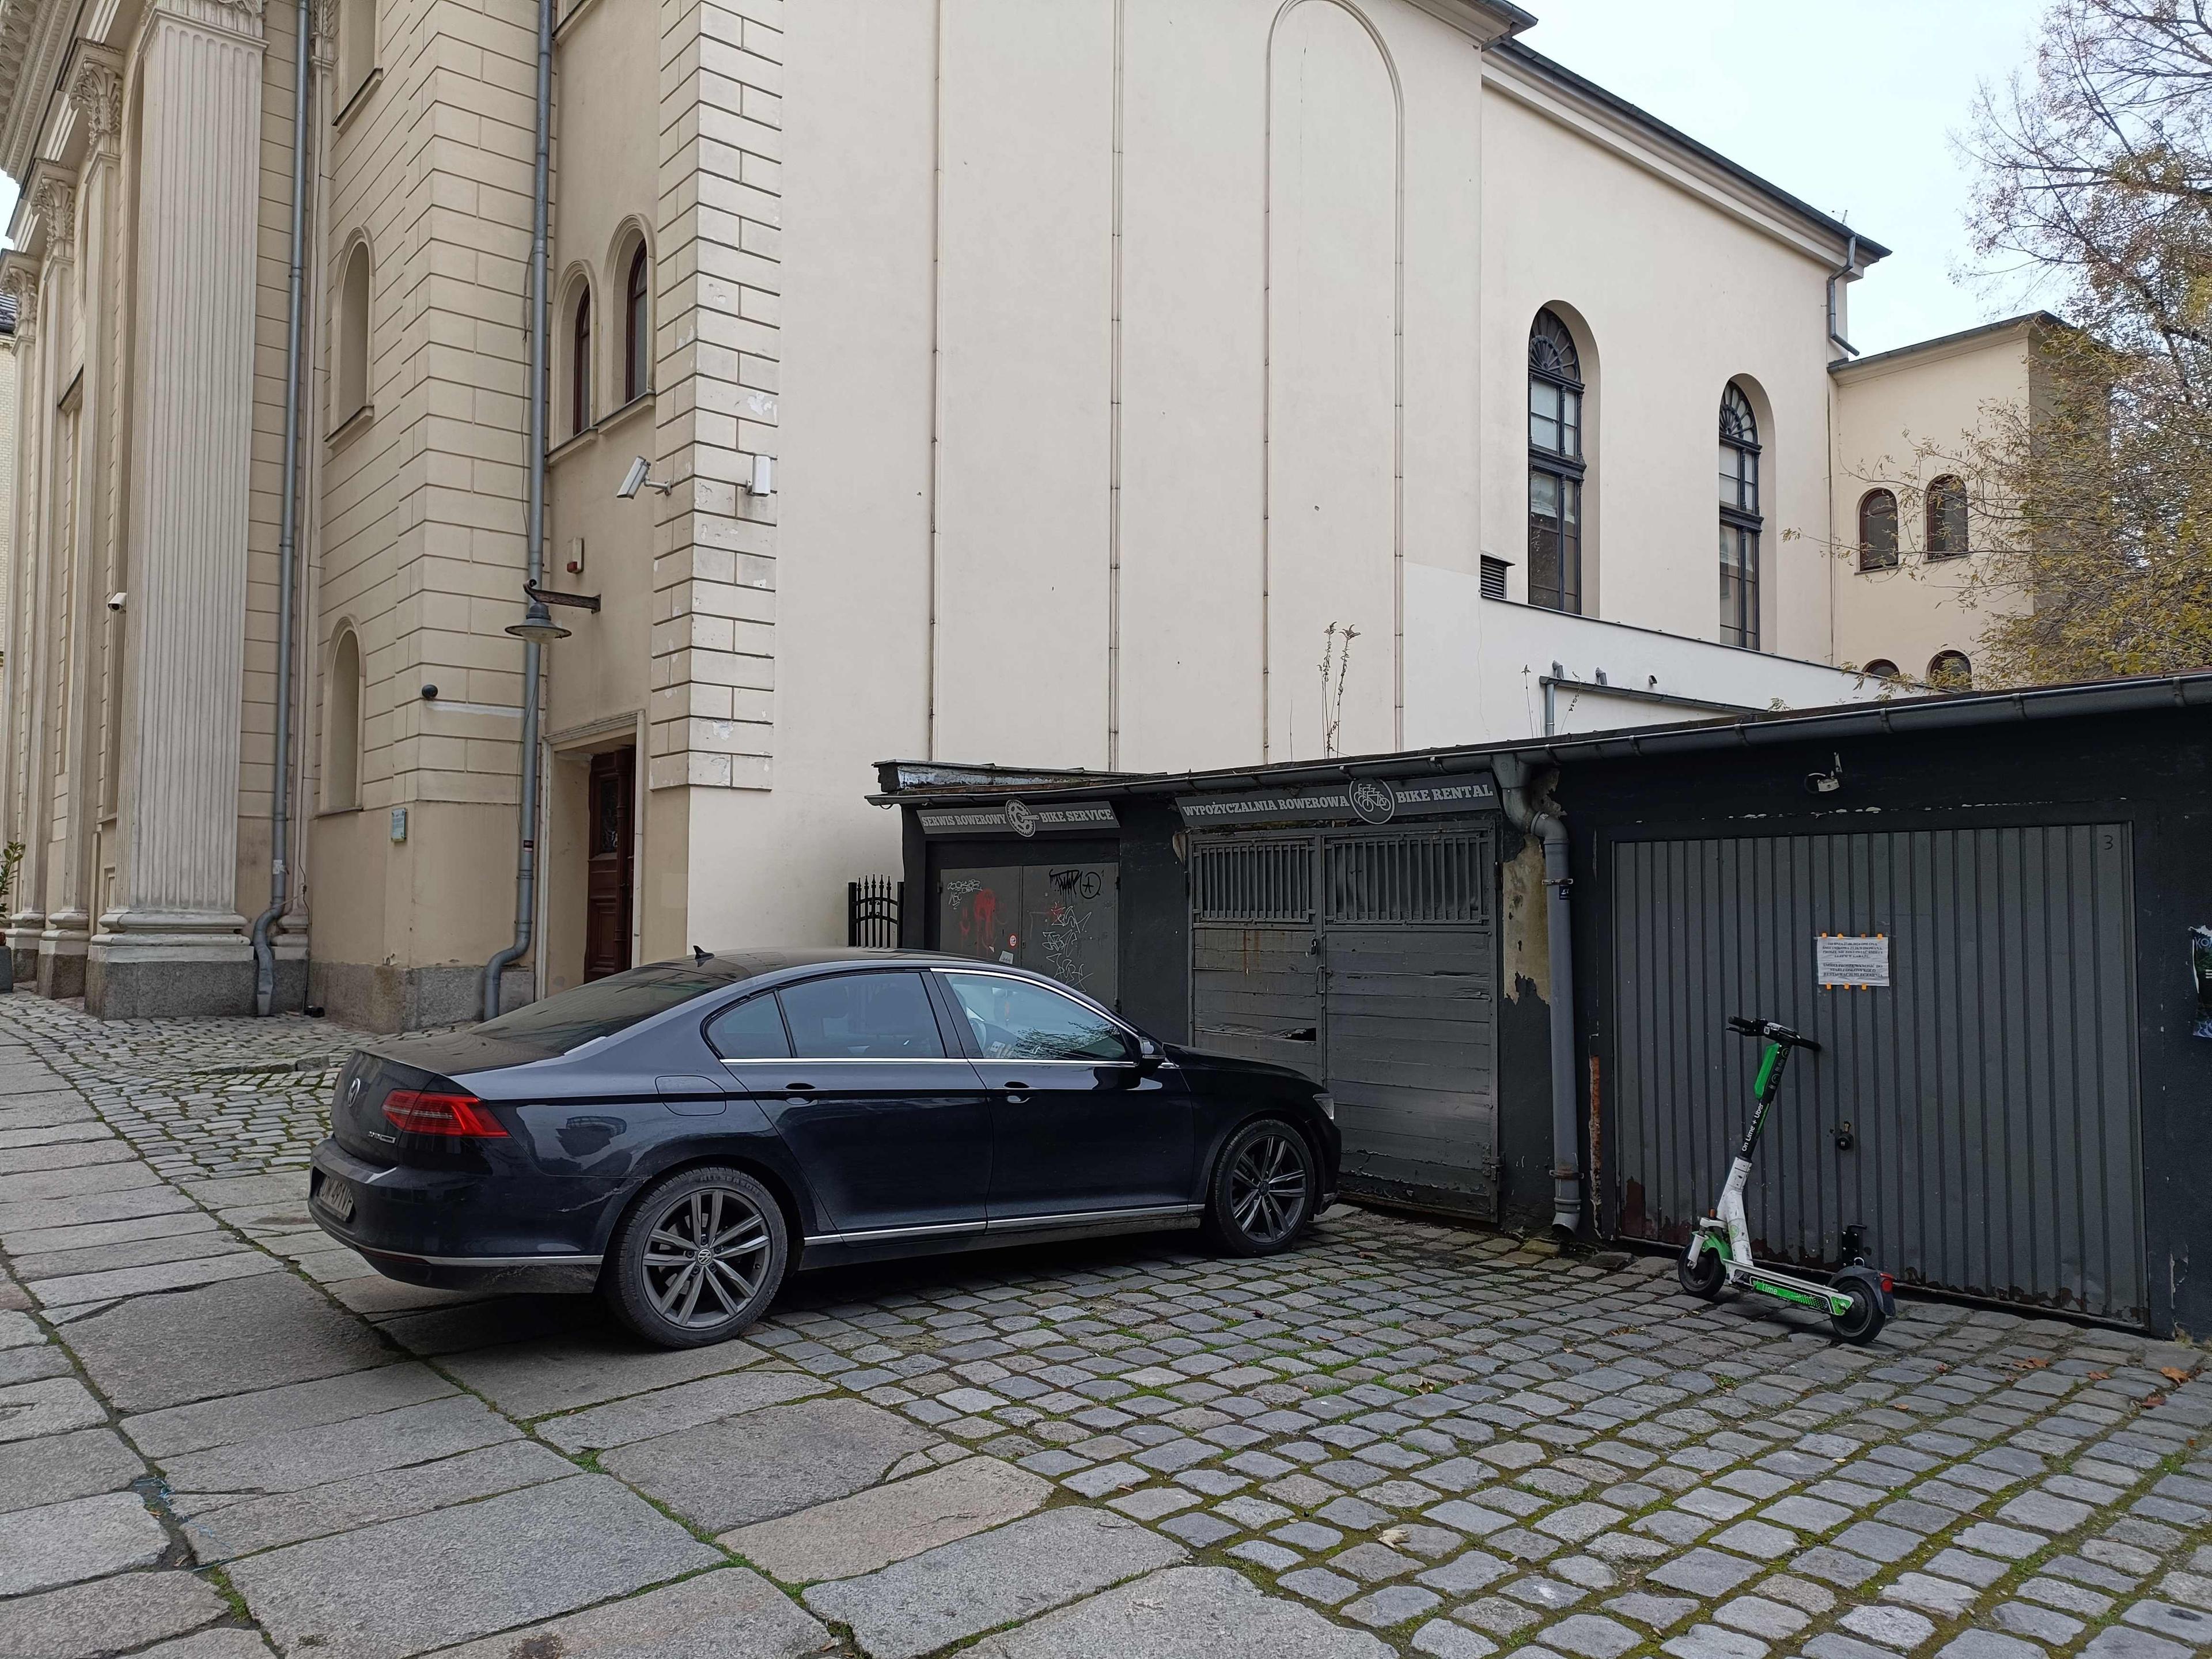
1190 825 1499 1219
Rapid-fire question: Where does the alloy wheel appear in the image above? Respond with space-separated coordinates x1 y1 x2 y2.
641 1185 771 1329
1227 1130 1308 1245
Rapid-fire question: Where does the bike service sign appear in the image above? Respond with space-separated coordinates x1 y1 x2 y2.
913 799 1120 839
1816 933 1891 989
1174 771 1497 828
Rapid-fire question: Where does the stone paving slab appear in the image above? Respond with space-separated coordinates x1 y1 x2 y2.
440 1327 768 1418
0 1425 147 1513
64 1270 394 1411
724 1453 1052 1582
224 1473 724 1658
14 1229 262 1284
0 1374 109 1444
804 1505 1189 1659
129 1630 272 1659
124 1361 459 1458
30 1248 280 1308
0 1184 200 1236
0 1158 163 1206
603 1395 939 1530
539 1363 831 1452
0 1135 134 1175
967 1564 1396 1658
0 1489 169 1596
160 1392 517 1498
0 1570 228 1659
173 1440 576 1564
3 1208 221 1257
419 1567 836 1659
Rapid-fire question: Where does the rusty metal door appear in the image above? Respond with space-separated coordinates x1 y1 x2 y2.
1190 827 1499 1219
1611 824 2145 1324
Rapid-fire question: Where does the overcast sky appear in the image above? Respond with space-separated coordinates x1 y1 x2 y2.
1 0 2044 353
1520 0 2050 354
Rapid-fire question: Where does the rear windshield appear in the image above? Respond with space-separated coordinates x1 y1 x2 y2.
473 960 753 1054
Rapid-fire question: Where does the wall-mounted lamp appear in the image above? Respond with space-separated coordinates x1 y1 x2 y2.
747 453 774 497
505 578 602 644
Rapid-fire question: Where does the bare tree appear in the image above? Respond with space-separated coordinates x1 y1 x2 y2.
1924 0 2212 684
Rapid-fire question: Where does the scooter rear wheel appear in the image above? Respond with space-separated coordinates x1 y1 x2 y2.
1677 1243 1725 1300
1830 1281 1886 1346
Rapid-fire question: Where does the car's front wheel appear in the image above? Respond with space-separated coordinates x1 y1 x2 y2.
602 1165 787 1348
1205 1119 1316 1256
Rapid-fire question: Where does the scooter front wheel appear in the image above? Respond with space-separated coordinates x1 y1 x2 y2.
1678 1242 1725 1300
1830 1281 1886 1345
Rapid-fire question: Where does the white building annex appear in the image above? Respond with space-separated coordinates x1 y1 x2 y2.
0 0 2024 1027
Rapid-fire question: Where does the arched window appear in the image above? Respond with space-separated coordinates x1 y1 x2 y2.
335 241 370 424
1858 489 1899 571
569 285 593 437
1718 382 1762 650
1926 475 1968 558
623 243 650 404
1928 650 1972 690
1527 309 1584 614
1862 658 1900 681
342 0 377 99
323 628 363 811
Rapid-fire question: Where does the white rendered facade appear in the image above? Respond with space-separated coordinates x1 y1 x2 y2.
2 0 2008 1026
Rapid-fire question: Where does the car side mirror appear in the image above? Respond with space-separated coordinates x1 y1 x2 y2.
1134 1036 1164 1072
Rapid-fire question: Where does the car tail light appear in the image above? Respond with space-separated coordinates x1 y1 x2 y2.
383 1089 507 1138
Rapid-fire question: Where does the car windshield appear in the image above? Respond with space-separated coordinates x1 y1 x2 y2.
474 960 754 1054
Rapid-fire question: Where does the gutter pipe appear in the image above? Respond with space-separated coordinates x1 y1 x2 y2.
1493 754 1581 1236
482 0 555 1022
251 0 315 1016
1826 232 1859 366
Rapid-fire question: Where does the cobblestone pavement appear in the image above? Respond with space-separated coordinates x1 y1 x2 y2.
0 995 2207 1659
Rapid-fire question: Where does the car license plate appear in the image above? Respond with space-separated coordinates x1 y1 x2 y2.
315 1174 355 1222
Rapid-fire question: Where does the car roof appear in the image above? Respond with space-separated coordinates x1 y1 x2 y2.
679 946 967 978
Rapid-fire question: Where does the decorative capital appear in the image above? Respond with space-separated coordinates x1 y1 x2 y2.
312 0 338 66
69 59 125 147
1 263 40 336
32 177 76 248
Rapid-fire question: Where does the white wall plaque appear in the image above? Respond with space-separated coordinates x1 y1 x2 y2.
1817 933 1889 988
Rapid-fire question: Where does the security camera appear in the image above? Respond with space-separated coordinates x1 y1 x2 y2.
106 591 127 612
617 456 650 499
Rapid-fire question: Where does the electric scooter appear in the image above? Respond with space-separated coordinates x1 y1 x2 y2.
1677 1014 1897 1346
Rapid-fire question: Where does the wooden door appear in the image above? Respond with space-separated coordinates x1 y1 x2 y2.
584 748 635 981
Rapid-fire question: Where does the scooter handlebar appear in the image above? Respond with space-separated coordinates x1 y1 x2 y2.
1727 1014 1821 1052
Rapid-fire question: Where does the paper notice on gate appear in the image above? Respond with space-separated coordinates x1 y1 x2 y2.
1816 933 1890 988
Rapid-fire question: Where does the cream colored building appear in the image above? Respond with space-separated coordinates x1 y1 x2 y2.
0 0 2031 1028
0 288 14 671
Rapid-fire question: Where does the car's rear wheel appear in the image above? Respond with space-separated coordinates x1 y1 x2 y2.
1205 1119 1315 1256
602 1165 787 1348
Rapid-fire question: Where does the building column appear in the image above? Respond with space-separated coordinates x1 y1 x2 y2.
19 180 75 993
44 55 126 999
0 262 40 983
88 0 267 1017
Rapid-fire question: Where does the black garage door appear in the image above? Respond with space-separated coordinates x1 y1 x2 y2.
1190 825 1500 1219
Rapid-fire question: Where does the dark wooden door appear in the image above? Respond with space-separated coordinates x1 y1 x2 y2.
584 747 635 982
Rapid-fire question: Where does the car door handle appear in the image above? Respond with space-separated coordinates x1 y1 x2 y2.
782 1082 815 1093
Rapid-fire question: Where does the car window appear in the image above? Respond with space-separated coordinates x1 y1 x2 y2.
777 972 946 1060
472 960 754 1055
704 994 791 1060
942 972 1132 1062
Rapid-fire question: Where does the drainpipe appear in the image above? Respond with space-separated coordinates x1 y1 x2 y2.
483 0 555 1021
251 0 315 1016
1495 753 1581 1235
1825 232 1859 368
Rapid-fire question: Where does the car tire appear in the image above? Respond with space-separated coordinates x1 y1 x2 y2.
1204 1118 1316 1257
601 1165 788 1349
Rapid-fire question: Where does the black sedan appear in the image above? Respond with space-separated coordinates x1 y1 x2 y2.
309 949 1340 1347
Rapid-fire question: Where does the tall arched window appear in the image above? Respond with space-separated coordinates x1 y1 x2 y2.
1926 475 1968 558
323 628 363 811
1718 382 1762 650
1527 309 1584 614
623 244 650 404
569 285 593 437
1928 649 1972 690
1858 489 1899 571
335 241 370 424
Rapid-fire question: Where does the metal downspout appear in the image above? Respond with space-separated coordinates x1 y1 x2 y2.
1496 754 1581 1234
251 0 315 1016
483 0 555 1021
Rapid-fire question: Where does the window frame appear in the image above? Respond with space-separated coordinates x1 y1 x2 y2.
1526 309 1586 616
1857 488 1899 571
930 967 1145 1062
938 969 1139 1065
334 240 372 426
1927 649 1973 690
569 283 593 439
1718 383 1763 651
623 243 650 405
321 625 365 812
1925 475 1969 559
768 969 958 1062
